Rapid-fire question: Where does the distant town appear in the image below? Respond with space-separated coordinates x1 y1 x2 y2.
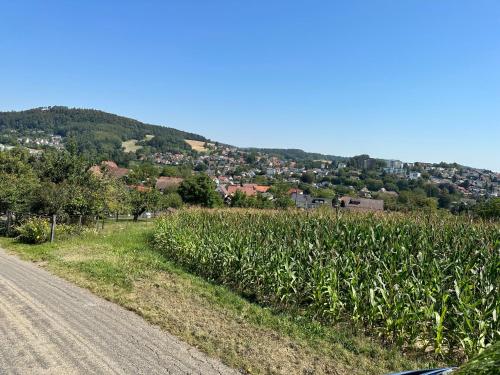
1 123 498 215
88 138 499 213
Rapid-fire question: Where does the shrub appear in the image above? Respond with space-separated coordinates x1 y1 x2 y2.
162 192 184 209
16 217 50 244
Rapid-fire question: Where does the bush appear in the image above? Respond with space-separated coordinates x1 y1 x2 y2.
16 217 50 244
162 192 184 209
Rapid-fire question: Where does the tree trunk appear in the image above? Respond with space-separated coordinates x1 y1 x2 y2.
133 214 139 222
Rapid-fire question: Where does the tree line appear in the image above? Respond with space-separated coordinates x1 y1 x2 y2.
0 148 181 230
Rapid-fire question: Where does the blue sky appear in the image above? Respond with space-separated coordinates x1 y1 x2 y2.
1 1 499 171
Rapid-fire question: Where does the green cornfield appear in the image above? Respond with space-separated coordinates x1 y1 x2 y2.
152 209 499 360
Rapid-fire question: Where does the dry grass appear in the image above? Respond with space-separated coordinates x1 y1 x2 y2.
122 135 155 153
185 139 214 153
122 139 142 153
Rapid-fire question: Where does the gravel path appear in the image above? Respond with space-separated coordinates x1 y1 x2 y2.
0 248 239 374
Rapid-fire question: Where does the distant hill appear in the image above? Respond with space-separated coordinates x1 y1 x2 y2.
0 107 351 164
242 148 347 162
0 106 207 163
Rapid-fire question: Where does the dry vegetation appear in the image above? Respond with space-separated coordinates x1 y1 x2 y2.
122 134 154 153
185 139 214 153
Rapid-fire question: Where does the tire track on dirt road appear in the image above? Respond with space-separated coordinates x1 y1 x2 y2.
0 248 239 374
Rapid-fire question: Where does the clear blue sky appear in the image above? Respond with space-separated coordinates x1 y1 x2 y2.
1 1 499 171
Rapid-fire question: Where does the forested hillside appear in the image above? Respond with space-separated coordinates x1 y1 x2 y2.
242 147 346 162
0 107 207 163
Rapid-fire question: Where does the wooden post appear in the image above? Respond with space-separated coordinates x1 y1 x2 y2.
78 215 83 227
50 214 56 243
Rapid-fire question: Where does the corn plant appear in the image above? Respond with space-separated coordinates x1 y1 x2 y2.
152 208 500 361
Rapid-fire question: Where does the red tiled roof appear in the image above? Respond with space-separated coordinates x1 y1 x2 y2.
155 176 183 191
227 184 270 197
89 160 129 179
89 165 103 177
107 167 129 179
102 160 118 169
255 185 271 193
130 185 151 192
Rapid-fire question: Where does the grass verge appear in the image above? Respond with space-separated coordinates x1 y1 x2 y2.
0 221 444 374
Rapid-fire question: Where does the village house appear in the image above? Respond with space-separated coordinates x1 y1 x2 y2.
226 184 271 197
293 194 333 209
89 161 129 179
339 196 384 212
155 176 183 192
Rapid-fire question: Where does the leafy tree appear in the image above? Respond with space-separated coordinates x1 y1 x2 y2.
365 178 383 191
34 149 88 184
31 181 69 216
194 162 208 172
0 148 39 213
348 154 370 169
178 174 222 208
301 172 315 184
273 195 294 209
245 152 257 164
384 182 399 192
127 163 159 186
129 188 161 221
438 191 453 209
424 183 440 198
311 188 335 199
230 190 248 208
474 198 500 219
100 177 131 216
160 192 183 209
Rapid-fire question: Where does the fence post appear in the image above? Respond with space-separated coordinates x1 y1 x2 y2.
78 215 83 227
50 214 56 243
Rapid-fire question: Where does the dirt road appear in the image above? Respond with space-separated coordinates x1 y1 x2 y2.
0 248 238 374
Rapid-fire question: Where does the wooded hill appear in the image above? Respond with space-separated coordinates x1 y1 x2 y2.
242 147 346 162
0 106 346 164
0 107 207 163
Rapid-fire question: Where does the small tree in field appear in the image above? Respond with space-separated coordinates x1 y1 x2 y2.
129 188 161 221
178 174 222 208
